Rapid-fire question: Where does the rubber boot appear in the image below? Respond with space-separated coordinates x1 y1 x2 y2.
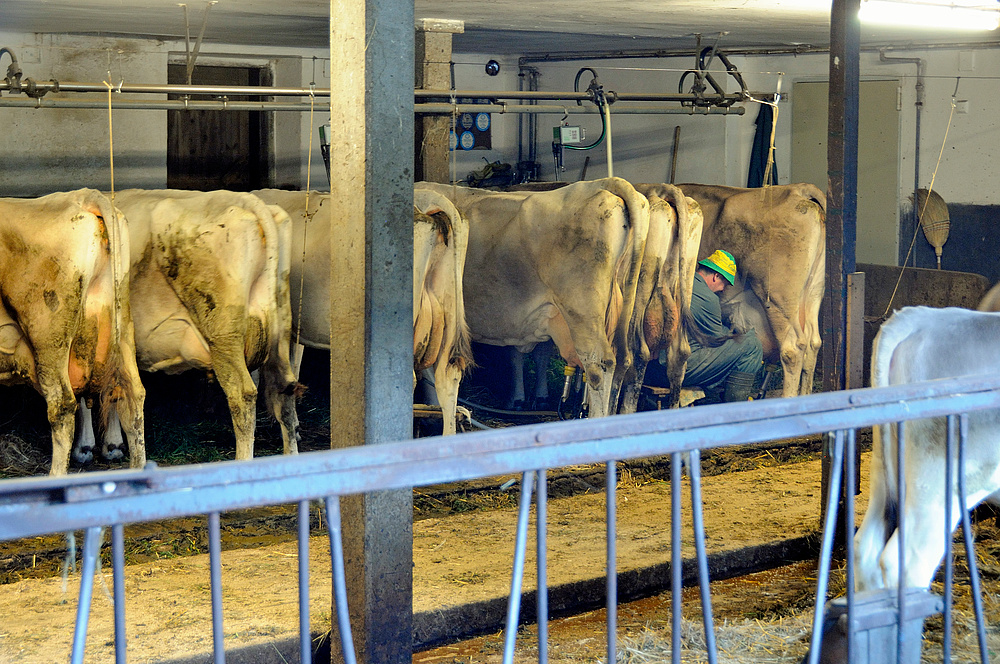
724 371 758 403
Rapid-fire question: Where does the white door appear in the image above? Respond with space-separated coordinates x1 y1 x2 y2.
791 80 901 266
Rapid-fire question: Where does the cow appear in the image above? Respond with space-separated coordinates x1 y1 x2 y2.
675 183 826 397
419 178 650 419
623 183 703 411
72 189 302 464
854 305 1000 591
0 189 145 475
252 187 474 435
977 281 1000 312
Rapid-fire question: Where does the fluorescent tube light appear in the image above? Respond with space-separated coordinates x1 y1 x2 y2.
859 0 1000 30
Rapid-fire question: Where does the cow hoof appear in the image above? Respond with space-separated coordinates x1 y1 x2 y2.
73 447 94 465
103 446 125 461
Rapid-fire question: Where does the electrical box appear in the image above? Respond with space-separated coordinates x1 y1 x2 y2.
553 125 585 144
449 100 492 151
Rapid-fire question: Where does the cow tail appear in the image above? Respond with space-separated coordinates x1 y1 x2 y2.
88 189 141 431
603 178 650 345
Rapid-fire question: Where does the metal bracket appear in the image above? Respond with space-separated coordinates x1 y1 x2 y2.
181 0 218 85
678 34 749 108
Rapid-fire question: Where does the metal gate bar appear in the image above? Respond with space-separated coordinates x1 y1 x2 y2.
536 469 549 664
5 375 1000 663
298 500 312 664
502 471 535 663
112 523 127 664
70 525 103 664
957 414 990 664
324 496 358 664
671 452 682 664
208 511 225 664
807 430 845 664
606 460 618 664
688 449 718 664
944 414 956 663
844 429 857 664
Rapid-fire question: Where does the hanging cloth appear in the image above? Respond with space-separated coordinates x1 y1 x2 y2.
747 104 778 188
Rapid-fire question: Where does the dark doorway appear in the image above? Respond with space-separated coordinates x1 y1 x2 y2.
167 64 273 191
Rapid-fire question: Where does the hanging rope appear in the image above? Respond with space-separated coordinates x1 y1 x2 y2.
294 82 318 348
743 74 783 307
103 72 123 348
881 85 958 319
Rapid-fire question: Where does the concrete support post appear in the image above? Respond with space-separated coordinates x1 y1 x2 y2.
329 0 414 662
415 18 464 183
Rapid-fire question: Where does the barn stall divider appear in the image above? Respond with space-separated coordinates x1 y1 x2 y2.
2 374 999 664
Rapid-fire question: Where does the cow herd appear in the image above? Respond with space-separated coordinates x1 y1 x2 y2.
0 180 828 476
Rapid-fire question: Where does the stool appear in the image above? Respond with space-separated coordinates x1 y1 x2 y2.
640 385 705 409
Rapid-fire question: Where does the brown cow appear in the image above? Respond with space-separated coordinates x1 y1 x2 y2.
0 189 145 475
676 183 826 396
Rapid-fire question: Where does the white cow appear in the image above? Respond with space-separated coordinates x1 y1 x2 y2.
854 306 1000 590
419 178 650 419
73 189 302 464
253 187 473 435
0 190 145 475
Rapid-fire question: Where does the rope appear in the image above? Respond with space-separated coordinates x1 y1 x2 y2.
294 85 317 347
744 75 782 307
103 77 123 347
881 94 957 320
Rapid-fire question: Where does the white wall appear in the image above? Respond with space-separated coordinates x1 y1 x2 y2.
449 45 1000 209
0 32 329 196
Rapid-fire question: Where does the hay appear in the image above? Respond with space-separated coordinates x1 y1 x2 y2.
913 188 950 269
0 433 49 476
619 615 812 663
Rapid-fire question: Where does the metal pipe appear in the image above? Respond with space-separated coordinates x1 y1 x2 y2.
112 524 127 664
878 49 923 268
417 103 744 115
0 97 744 116
0 80 330 96
670 453 682 664
208 511 225 664
806 430 845 664
688 450 719 664
298 500 312 664
417 88 745 104
70 526 104 664
517 39 1000 67
605 461 618 664
0 97 330 111
536 469 549 664
324 496 359 664
502 471 534 664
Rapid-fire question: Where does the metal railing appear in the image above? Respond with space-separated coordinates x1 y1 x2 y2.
2 373 999 663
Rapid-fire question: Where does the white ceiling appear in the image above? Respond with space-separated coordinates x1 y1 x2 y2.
1 0 998 55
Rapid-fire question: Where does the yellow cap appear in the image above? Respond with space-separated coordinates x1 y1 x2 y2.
698 249 737 285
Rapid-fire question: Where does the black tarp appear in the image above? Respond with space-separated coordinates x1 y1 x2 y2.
747 104 778 188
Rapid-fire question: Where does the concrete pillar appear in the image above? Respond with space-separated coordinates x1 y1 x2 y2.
415 18 464 183
329 0 414 661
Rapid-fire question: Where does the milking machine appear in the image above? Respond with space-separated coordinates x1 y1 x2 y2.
557 365 589 420
551 67 613 180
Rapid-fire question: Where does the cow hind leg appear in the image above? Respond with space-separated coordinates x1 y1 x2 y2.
213 356 260 460
434 359 462 436
73 398 97 465
43 379 79 476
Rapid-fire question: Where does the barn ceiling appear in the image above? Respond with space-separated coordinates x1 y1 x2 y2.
1 0 998 55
